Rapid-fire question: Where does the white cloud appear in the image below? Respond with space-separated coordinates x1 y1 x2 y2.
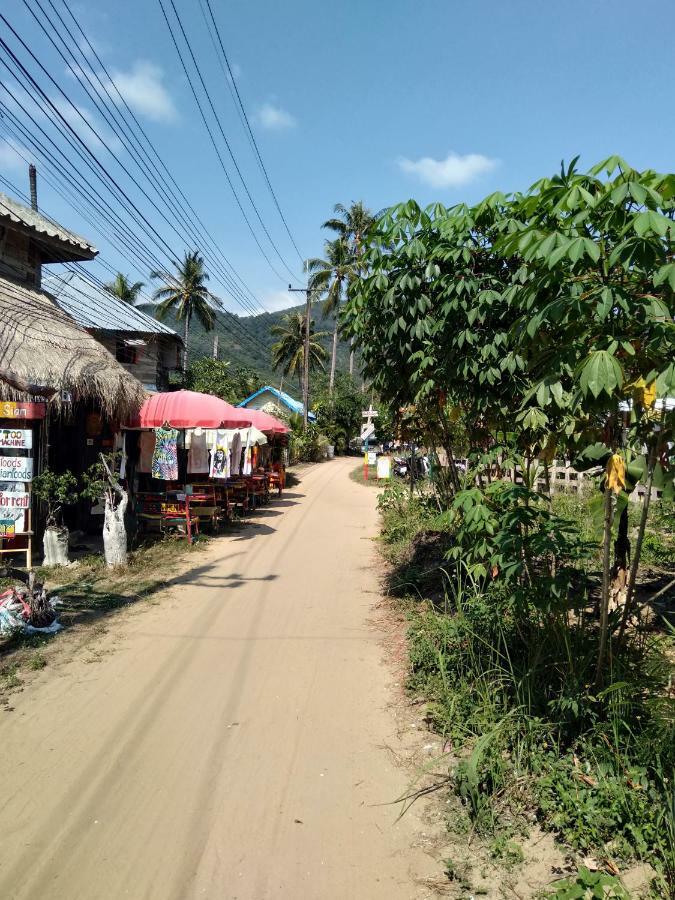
52 97 123 153
397 151 499 188
1 81 120 157
108 61 177 123
255 102 296 131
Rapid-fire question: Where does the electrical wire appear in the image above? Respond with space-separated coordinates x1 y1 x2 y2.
199 0 305 266
57 0 266 317
23 0 268 320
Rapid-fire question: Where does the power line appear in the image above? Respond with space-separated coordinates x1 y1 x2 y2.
0 174 275 359
0 12 287 363
26 0 268 319
157 0 299 283
199 0 305 266
57 0 267 318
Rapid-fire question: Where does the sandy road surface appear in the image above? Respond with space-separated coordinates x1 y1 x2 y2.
0 459 435 900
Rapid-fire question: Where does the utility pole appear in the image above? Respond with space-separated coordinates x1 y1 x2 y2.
212 334 219 360
288 282 313 431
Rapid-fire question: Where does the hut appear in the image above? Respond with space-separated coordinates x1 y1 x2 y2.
0 181 146 559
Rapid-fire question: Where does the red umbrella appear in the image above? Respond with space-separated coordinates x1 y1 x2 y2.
244 408 290 434
127 390 252 429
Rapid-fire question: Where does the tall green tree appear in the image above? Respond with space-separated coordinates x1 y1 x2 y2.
323 201 376 376
270 311 329 390
151 251 216 373
105 273 145 306
306 237 353 394
343 159 675 684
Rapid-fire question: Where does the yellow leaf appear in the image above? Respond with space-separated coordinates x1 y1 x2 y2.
606 453 626 494
631 376 657 409
447 406 461 423
642 380 657 408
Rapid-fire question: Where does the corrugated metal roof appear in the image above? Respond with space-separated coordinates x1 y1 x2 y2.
44 270 179 337
0 192 96 257
238 385 316 420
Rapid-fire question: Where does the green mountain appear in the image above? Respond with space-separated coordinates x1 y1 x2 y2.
142 302 355 386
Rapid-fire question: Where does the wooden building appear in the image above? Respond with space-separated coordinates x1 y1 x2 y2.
44 270 182 393
0 187 146 559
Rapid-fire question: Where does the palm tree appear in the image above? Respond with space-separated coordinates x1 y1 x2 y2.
322 201 375 375
270 311 329 390
306 237 353 395
323 201 375 255
151 251 216 373
104 273 145 306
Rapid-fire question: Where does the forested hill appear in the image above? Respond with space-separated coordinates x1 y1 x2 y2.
138 302 355 385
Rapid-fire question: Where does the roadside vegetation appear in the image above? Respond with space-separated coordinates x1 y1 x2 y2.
342 158 675 896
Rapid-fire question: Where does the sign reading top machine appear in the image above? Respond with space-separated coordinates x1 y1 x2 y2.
0 429 33 450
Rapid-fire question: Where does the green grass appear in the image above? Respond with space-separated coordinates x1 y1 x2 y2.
349 463 384 487
379 480 675 895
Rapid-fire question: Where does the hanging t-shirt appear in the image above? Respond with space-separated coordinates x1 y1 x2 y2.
242 432 253 476
188 429 209 474
209 430 230 479
230 431 243 476
138 431 155 473
152 426 179 480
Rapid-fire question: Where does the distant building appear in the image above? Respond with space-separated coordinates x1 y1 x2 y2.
44 270 182 393
238 385 316 422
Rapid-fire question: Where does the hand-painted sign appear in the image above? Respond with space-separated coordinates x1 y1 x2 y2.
0 429 32 449
367 450 377 466
377 456 391 480
0 456 33 482
0 489 29 535
0 401 46 420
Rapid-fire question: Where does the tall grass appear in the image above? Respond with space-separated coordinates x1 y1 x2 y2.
382 483 675 894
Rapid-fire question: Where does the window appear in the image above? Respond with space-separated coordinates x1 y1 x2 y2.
116 339 137 364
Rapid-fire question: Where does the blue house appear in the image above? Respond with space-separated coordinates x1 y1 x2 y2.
238 386 316 422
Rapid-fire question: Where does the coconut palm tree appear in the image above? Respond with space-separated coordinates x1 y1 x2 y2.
151 251 216 373
105 273 145 306
306 237 353 395
322 201 375 375
323 201 375 255
270 311 329 389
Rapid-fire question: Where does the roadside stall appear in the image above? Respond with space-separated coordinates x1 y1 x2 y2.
239 408 291 492
123 390 255 542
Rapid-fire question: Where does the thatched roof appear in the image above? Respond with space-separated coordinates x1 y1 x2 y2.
0 276 146 420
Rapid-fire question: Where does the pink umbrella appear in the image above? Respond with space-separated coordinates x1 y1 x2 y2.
126 390 252 429
244 408 290 434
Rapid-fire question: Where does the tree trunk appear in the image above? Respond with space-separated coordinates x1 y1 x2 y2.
103 491 128 568
182 315 190 374
349 337 354 377
609 504 630 613
595 488 614 686
329 324 338 395
43 525 69 567
617 439 659 645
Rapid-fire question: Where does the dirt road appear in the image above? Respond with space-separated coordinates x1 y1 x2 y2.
0 459 435 899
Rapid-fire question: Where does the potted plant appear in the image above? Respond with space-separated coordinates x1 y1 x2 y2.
81 453 128 569
31 469 79 567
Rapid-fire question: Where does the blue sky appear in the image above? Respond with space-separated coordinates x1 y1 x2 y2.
2 0 674 316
